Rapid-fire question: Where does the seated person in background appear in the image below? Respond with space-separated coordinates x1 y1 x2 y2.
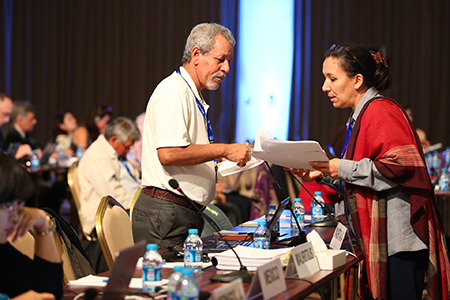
213 174 253 225
127 112 145 173
1 101 40 163
0 93 13 151
51 110 88 154
78 117 141 237
0 152 63 299
404 105 431 151
83 104 113 146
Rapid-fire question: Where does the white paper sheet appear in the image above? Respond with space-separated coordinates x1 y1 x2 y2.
218 156 264 176
68 275 152 289
251 127 328 170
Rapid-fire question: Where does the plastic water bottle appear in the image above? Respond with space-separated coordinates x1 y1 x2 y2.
439 168 450 192
443 147 450 170
30 149 40 170
76 145 84 160
184 229 203 272
291 198 305 230
432 151 441 177
167 266 184 300
312 192 324 222
142 244 163 292
253 220 270 249
175 268 199 300
265 204 279 233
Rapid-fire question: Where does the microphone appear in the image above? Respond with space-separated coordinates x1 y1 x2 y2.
263 162 307 246
168 179 254 283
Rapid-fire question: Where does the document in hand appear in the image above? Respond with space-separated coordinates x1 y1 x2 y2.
251 127 329 170
211 245 291 271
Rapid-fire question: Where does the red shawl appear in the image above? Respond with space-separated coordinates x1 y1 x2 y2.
344 97 450 299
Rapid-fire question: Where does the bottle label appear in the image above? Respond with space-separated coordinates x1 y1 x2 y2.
143 266 161 282
254 238 270 249
185 249 202 263
179 297 196 300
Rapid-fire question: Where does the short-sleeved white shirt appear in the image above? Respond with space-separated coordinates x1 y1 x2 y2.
141 67 215 205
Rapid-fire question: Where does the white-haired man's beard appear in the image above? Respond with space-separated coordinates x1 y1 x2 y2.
206 72 226 90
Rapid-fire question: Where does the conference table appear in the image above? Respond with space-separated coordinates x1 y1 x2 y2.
63 215 362 300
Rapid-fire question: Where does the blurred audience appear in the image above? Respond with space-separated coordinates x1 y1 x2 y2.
0 152 63 299
0 93 13 151
127 112 145 173
404 105 431 151
1 101 40 164
51 110 89 153
83 104 112 146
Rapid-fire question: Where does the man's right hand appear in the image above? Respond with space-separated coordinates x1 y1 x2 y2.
14 144 33 160
224 143 251 167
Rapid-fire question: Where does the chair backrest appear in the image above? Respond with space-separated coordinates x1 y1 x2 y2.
67 160 81 212
129 187 143 220
95 196 135 269
67 160 93 240
9 231 35 259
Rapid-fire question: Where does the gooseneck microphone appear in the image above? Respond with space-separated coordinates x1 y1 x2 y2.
168 179 254 283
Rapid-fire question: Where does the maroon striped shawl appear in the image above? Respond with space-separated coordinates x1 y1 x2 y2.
344 97 450 299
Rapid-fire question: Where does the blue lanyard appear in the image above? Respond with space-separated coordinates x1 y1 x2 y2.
120 158 138 183
341 118 354 159
176 68 215 143
339 118 354 195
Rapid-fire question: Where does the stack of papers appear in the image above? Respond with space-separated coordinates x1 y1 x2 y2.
212 246 291 271
218 157 264 176
251 127 328 170
68 275 147 288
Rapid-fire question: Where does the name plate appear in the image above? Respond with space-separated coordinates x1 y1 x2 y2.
330 222 347 250
212 278 245 300
247 258 286 300
285 241 320 278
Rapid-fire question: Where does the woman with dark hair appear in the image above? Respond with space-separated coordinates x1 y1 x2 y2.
84 104 112 145
0 153 63 299
292 43 449 299
51 110 87 153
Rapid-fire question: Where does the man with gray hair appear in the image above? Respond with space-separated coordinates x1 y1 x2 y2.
78 116 141 237
132 23 251 250
1 100 38 162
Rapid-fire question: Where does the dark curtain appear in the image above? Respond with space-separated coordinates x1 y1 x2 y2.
290 0 450 148
1 0 450 147
289 0 311 141
0 0 231 144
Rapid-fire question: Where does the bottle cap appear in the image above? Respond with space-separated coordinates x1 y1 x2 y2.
257 220 266 226
294 198 301 202
181 268 194 276
442 168 447 173
173 266 184 272
147 244 158 251
268 204 276 209
188 228 198 235
314 191 321 195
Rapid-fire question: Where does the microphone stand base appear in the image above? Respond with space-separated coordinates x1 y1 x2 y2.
310 217 339 227
210 269 254 283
